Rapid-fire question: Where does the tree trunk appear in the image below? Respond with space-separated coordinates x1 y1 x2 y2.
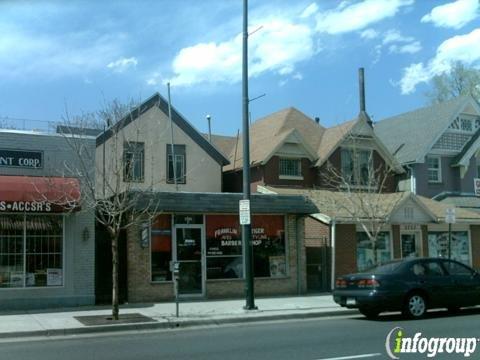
111 231 120 320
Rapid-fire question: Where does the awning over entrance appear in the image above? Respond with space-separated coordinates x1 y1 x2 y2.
0 175 81 213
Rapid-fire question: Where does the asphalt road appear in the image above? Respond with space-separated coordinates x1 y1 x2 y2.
2 308 480 360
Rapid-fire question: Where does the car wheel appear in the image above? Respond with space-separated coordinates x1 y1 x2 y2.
403 293 427 319
359 307 380 319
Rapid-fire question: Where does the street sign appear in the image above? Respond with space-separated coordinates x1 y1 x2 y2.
239 199 251 225
475 178 480 196
445 207 456 224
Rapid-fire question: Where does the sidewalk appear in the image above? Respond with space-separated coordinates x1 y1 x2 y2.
0 295 355 339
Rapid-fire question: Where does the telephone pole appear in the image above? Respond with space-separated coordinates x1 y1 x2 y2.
242 0 255 310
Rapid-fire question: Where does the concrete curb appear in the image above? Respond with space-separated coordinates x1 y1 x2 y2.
0 309 358 339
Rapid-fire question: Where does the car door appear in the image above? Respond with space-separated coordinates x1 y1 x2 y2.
442 260 480 307
410 260 450 308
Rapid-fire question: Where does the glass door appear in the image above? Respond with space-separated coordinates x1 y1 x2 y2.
174 226 204 297
401 233 421 258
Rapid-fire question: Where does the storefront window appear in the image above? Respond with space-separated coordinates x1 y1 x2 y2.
206 215 243 279
151 214 172 282
428 231 470 265
356 232 391 272
205 215 287 280
252 216 286 278
0 215 63 288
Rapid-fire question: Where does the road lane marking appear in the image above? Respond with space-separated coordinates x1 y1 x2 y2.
315 353 382 360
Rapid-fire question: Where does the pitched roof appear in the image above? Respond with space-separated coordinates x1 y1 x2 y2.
262 186 480 223
203 133 237 157
262 186 408 221
375 96 471 164
96 93 230 166
315 119 356 166
223 107 326 171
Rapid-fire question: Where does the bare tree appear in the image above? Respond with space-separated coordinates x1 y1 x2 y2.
425 61 480 104
319 133 404 268
53 100 165 320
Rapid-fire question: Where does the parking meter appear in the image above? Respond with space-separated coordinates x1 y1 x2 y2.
170 261 180 317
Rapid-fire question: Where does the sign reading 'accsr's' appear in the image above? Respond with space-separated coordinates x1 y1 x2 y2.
0 149 43 169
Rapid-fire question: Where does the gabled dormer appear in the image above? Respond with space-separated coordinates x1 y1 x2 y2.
376 95 480 199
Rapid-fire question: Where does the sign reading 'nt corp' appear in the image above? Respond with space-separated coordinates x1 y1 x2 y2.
0 149 43 169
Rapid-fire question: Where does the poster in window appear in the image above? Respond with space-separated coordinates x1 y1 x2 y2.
10 272 24 287
269 256 286 277
47 268 63 286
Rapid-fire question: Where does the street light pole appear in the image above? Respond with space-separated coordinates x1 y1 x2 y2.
242 0 256 310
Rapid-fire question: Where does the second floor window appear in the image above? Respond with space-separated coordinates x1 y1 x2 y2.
123 142 144 182
341 148 372 186
167 144 186 184
279 158 302 177
427 156 441 183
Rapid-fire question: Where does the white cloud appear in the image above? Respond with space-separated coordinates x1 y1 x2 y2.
382 29 414 44
372 29 422 61
389 41 422 54
315 0 413 34
166 18 314 86
300 3 319 18
421 0 480 29
400 28 480 94
158 0 415 87
360 29 379 40
0 25 127 79
107 57 138 73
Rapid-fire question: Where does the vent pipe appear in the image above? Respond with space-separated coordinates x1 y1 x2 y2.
206 114 212 142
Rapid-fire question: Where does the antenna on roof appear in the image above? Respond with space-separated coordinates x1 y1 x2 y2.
206 114 212 142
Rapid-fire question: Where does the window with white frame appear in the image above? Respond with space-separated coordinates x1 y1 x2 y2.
341 148 373 185
279 158 301 177
427 156 441 183
123 142 145 182
166 144 186 184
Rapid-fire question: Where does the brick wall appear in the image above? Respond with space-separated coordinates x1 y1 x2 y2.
421 225 429 257
304 217 329 247
471 225 480 270
126 214 306 302
334 223 356 277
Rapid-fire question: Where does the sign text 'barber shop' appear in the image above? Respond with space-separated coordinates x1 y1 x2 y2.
0 149 43 169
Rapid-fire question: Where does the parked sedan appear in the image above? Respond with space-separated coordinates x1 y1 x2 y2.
333 258 480 319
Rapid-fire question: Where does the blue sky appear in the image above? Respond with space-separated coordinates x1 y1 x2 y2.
1 0 479 135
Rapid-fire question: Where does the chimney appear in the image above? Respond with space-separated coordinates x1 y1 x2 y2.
358 67 373 126
314 117 320 125
358 67 366 113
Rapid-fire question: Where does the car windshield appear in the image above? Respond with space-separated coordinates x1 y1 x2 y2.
362 261 402 274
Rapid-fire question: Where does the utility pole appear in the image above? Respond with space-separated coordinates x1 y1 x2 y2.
242 0 256 310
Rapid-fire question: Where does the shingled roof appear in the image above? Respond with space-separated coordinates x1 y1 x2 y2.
262 186 480 224
375 96 472 164
222 107 326 171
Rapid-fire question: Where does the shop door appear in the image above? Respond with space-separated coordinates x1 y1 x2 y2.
174 225 205 297
306 246 331 292
401 233 421 258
